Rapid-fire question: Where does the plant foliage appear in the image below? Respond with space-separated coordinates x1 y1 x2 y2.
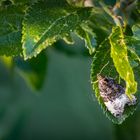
0 0 140 124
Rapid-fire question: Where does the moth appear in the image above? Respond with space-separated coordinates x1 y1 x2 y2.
97 74 137 118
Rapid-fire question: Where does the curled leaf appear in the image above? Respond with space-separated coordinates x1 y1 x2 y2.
109 26 137 98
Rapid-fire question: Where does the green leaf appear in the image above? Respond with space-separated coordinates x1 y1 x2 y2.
22 0 92 59
75 25 96 55
109 26 137 98
132 24 140 40
125 37 140 56
91 39 137 124
123 26 140 67
125 25 140 58
125 36 140 69
0 4 25 56
128 48 140 68
86 8 114 46
0 0 39 5
0 0 13 6
67 0 85 7
15 52 47 90
12 0 38 5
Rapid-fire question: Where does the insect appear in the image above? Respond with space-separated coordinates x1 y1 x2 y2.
97 74 137 118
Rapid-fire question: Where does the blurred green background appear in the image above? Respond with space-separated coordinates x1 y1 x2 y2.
0 39 140 140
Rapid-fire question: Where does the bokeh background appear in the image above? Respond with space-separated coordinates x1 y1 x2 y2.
0 36 140 140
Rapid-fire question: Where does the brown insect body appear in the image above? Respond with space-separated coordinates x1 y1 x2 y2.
97 75 136 117
97 75 124 101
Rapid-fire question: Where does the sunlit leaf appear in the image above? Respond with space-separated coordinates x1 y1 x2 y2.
109 26 137 98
